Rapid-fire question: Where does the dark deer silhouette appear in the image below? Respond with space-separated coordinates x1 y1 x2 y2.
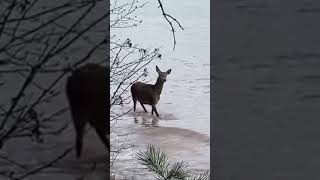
131 66 171 117
66 63 110 158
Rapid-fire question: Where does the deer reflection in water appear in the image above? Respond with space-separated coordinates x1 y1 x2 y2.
133 114 159 127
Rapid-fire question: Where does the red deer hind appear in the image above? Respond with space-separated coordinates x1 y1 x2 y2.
131 66 171 117
66 63 110 158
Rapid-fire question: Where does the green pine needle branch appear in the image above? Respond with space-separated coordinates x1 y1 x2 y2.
137 145 210 180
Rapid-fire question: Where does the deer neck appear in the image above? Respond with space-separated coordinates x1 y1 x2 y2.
153 77 164 95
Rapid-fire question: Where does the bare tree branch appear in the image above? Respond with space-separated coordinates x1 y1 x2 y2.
0 0 108 179
157 0 184 51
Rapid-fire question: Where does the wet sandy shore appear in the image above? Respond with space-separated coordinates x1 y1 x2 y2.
136 126 210 169
111 113 210 179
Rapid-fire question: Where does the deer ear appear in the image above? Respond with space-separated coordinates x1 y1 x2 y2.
166 69 171 74
156 66 160 73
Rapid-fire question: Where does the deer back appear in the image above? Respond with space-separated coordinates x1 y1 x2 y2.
131 82 159 105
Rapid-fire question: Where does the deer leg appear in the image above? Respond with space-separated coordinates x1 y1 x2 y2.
151 105 154 115
94 125 110 151
73 115 86 158
151 105 159 117
140 102 148 112
133 97 137 112
154 106 159 117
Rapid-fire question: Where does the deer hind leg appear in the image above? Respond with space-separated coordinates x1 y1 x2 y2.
72 114 86 158
140 102 148 112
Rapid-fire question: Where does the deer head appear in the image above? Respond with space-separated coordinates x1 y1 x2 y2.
156 65 171 83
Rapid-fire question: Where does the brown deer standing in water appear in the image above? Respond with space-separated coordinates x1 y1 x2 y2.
66 63 110 158
131 66 171 117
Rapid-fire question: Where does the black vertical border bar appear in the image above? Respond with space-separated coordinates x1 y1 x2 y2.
210 0 219 179
210 0 215 178
106 0 111 178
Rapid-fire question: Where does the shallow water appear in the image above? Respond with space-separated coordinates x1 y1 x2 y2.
110 0 210 179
